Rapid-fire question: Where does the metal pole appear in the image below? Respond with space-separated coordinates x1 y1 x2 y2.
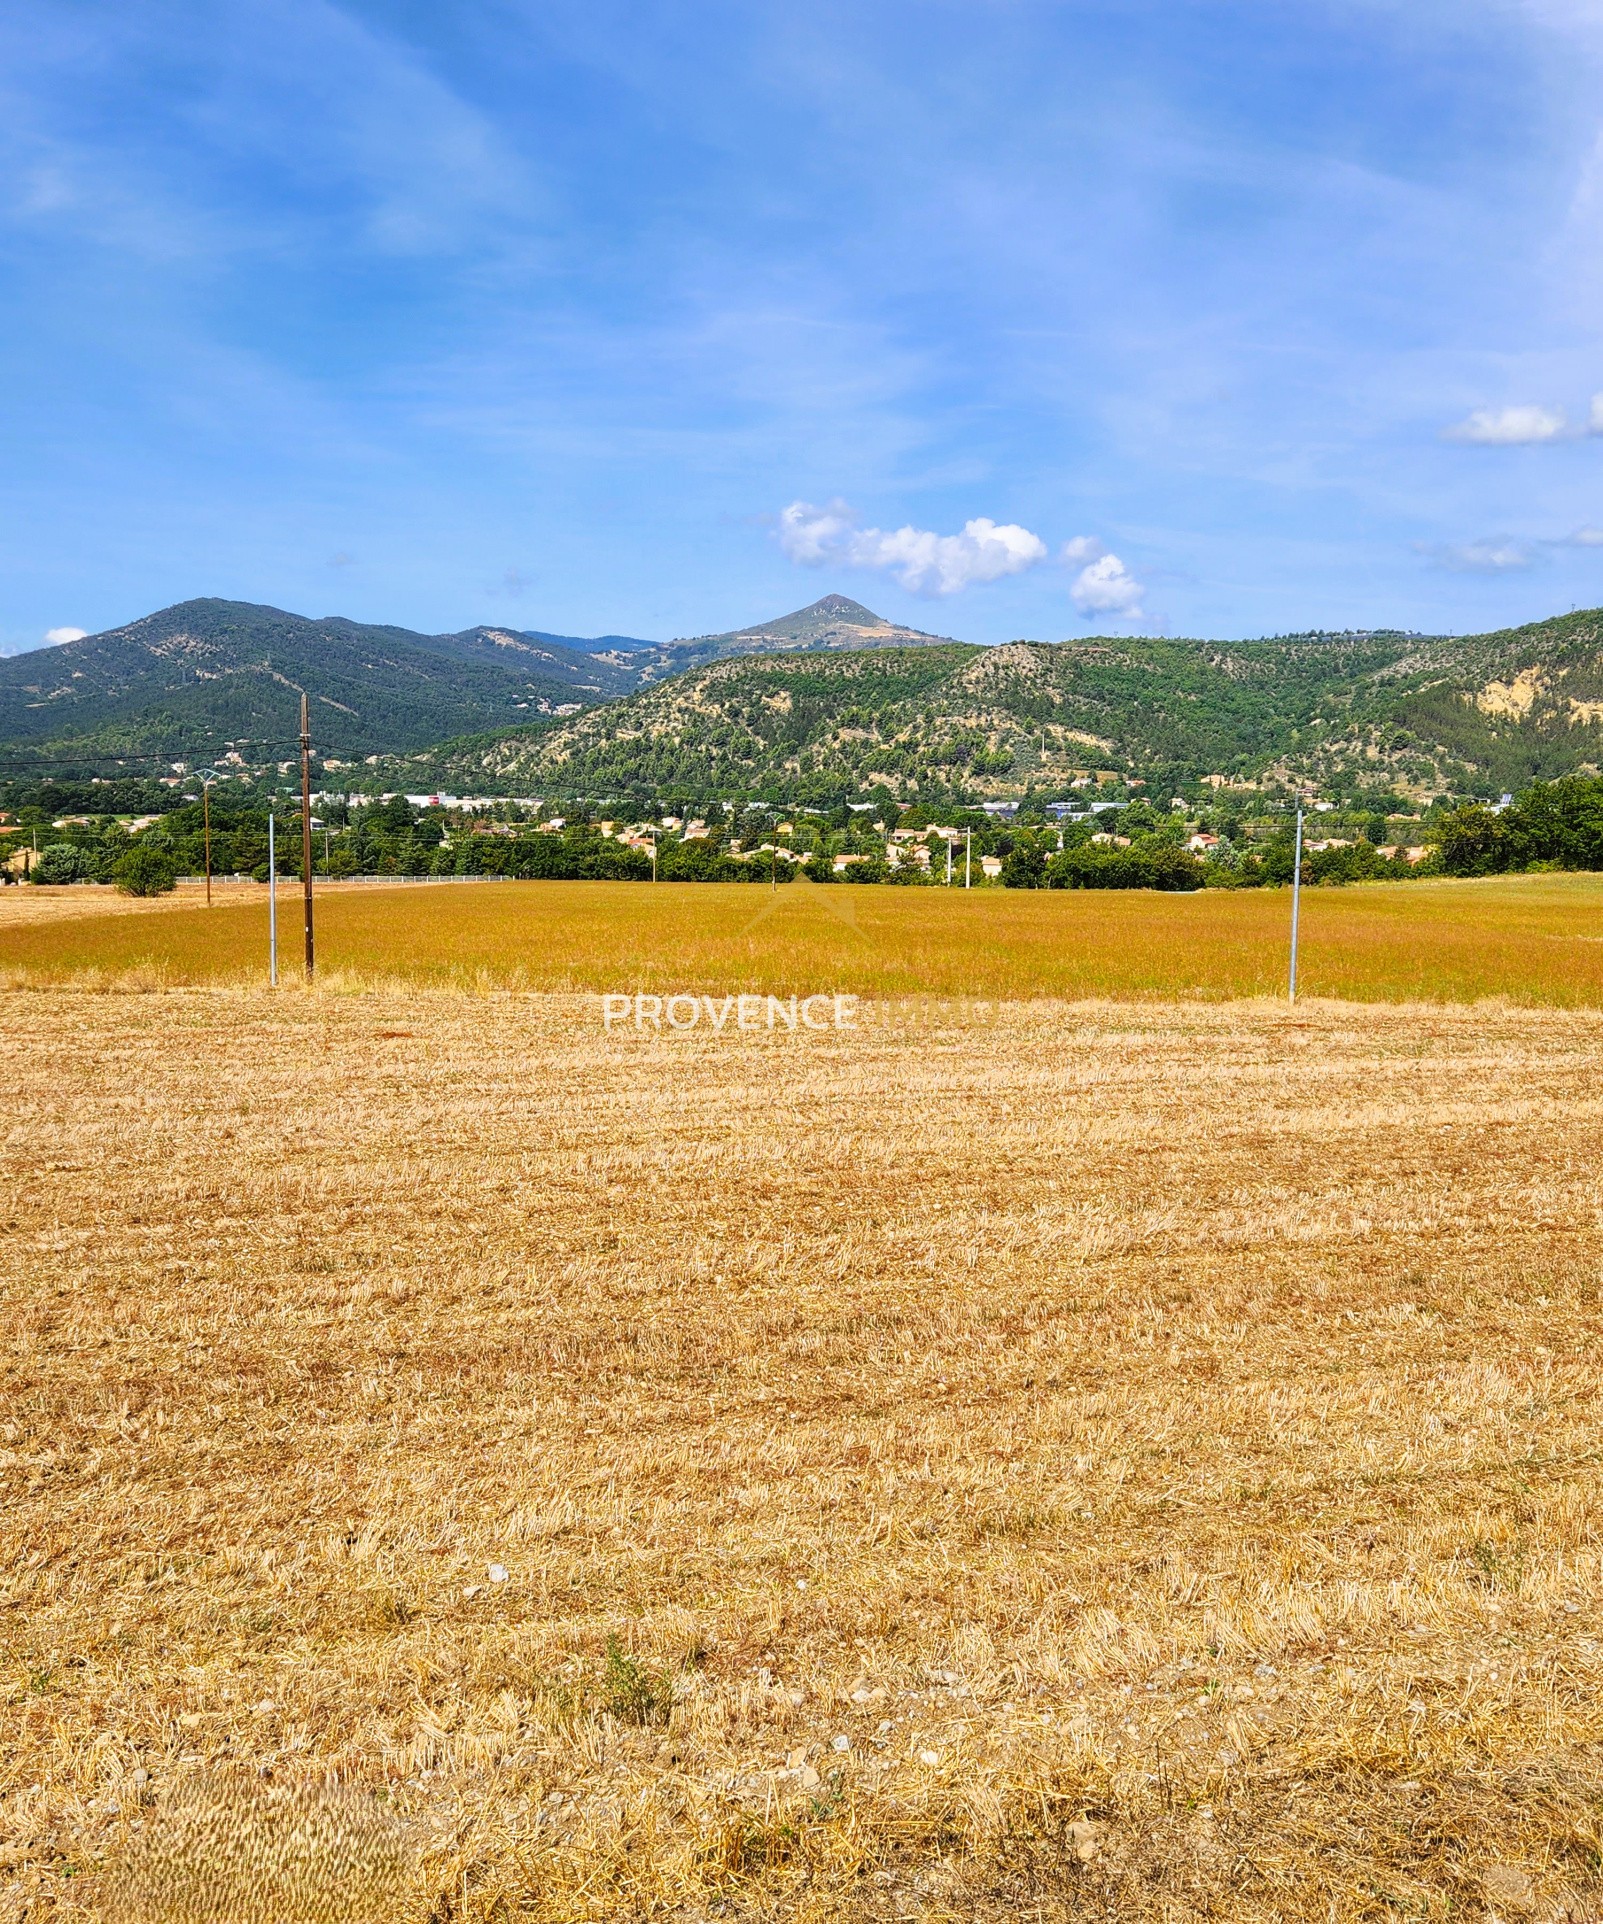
202 781 212 906
965 827 972 889
946 835 952 885
299 693 315 981
268 811 278 988
1289 803 1304 1004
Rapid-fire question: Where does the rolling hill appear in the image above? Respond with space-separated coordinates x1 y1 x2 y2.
420 609 1603 803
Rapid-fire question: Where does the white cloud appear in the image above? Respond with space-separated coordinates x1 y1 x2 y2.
1417 537 1538 572
777 499 857 568
1068 550 1145 618
44 625 87 644
1443 404 1569 445
1563 525 1603 545
776 500 1047 595
1590 394 1603 434
1059 535 1106 564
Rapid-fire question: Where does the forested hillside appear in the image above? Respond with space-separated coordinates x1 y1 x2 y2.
6 593 1602 803
1277 606 1603 795
0 599 648 768
421 609 1603 803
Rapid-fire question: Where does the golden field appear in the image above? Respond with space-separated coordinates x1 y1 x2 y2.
0 882 262 928
2 870 1603 1004
4 986 1603 1921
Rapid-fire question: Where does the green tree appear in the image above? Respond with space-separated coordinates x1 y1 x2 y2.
31 843 91 884
1000 844 1047 888
1432 804 1512 876
113 846 179 896
1505 776 1603 870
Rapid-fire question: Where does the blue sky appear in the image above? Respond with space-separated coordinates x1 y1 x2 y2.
6 0 1603 652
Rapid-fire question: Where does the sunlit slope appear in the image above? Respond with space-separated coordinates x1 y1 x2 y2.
426 608 1603 801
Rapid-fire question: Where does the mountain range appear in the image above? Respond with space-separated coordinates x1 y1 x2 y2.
2 593 1601 801
0 594 945 769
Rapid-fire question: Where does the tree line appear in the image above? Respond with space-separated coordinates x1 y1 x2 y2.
9 773 1603 894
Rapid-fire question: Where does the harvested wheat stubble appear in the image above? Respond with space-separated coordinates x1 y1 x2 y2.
98 1776 418 1924
3 991 1603 1922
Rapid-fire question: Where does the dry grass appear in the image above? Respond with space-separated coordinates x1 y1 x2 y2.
0 883 262 928
2 870 1603 1004
4 989 1603 1920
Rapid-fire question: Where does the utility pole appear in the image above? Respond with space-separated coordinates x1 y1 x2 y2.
202 779 213 906
1289 802 1304 1004
946 834 952 886
268 811 278 988
965 827 972 890
299 693 315 981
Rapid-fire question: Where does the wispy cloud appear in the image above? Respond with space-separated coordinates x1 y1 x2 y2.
1563 524 1603 545
776 500 1047 596
1416 536 1539 572
7 0 1603 643
44 625 87 643
1443 404 1569 445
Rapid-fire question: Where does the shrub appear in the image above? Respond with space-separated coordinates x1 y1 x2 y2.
602 1635 669 1726
114 846 179 896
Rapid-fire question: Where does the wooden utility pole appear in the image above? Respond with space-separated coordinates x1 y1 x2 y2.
202 779 213 906
268 811 278 988
1288 802 1304 1005
299 693 315 981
